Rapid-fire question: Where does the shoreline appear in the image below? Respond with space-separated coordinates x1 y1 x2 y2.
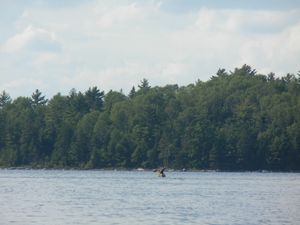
0 167 299 173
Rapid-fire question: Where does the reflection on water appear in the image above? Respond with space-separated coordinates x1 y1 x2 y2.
0 170 299 225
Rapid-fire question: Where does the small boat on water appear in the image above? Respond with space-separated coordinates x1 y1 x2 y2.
153 167 166 177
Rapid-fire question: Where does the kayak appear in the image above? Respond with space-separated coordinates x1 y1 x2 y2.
157 172 166 177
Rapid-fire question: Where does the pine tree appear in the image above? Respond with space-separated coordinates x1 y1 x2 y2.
31 89 48 106
0 90 11 108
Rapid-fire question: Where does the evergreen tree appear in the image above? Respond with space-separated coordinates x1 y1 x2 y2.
0 91 11 108
0 65 300 171
31 89 48 106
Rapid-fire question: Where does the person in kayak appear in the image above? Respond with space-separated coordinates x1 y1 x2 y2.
153 167 166 177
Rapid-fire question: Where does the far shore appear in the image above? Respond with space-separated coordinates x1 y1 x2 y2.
0 167 299 173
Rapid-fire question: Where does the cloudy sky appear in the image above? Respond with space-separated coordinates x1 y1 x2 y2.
1 0 299 98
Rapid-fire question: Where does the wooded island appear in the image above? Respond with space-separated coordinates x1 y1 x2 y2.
0 65 299 171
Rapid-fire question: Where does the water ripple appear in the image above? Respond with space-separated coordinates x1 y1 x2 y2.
0 170 299 225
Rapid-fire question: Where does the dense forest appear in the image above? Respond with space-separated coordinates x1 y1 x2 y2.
0 65 300 171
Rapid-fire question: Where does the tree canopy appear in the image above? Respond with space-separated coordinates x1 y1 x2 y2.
0 65 300 171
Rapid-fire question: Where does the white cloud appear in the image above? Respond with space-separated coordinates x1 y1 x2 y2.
96 3 141 28
59 62 153 93
168 8 300 78
1 25 61 54
160 62 190 84
0 1 300 98
0 77 47 98
33 52 60 65
194 8 300 34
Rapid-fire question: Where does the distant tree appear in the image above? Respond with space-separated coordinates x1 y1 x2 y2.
0 90 12 108
84 86 104 111
31 89 48 106
91 112 112 167
129 86 136 99
216 68 227 77
233 64 256 76
104 90 126 112
137 78 151 94
71 111 99 167
267 72 275 81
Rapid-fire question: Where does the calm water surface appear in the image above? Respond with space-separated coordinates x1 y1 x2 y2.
0 170 299 225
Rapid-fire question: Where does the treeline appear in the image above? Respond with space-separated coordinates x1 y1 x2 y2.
0 65 300 171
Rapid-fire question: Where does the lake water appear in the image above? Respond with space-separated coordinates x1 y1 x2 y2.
0 170 299 225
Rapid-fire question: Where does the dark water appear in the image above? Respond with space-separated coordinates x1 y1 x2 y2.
0 170 299 225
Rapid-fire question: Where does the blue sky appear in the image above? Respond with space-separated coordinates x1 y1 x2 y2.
1 0 300 98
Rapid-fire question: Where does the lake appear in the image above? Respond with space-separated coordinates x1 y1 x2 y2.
0 170 299 225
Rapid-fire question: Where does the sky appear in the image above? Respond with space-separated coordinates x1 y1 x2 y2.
0 0 300 98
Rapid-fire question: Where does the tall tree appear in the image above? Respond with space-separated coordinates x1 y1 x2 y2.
85 86 104 111
31 89 48 106
0 90 11 108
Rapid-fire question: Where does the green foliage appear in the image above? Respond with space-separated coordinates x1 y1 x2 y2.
0 90 12 108
0 66 300 171
31 89 48 106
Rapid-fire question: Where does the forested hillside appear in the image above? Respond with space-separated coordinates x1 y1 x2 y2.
0 65 299 171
